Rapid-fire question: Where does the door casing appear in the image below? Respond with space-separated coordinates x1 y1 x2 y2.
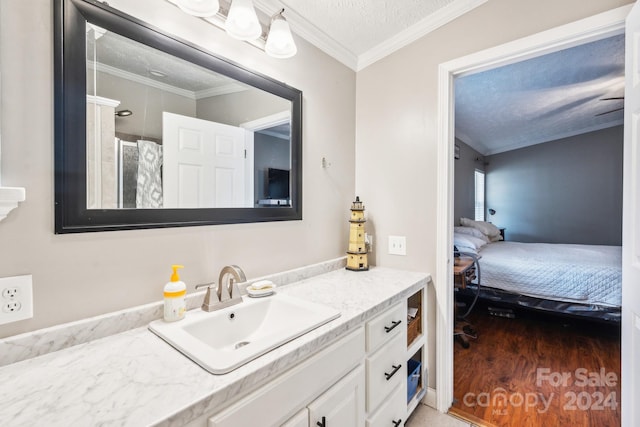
435 4 632 413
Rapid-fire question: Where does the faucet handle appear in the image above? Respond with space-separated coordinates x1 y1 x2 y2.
195 282 215 290
195 282 218 311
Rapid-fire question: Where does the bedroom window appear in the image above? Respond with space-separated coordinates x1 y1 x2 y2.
474 170 485 221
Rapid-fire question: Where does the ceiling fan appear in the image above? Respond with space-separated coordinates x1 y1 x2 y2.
596 96 624 116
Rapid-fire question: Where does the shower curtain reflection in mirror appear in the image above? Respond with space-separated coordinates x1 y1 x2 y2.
117 138 164 208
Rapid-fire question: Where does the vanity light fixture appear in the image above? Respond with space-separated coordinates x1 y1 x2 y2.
115 109 133 117
168 0 297 58
225 0 262 41
265 9 297 59
175 0 220 17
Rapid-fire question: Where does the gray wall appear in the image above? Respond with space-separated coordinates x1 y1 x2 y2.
197 89 291 127
93 71 196 140
453 139 485 223
254 133 290 203
485 125 623 245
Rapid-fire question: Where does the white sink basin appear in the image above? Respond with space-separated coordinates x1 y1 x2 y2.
149 292 340 374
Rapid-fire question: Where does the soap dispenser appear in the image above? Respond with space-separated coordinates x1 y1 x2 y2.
164 265 186 322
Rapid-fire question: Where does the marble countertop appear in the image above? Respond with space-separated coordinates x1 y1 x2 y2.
0 266 429 426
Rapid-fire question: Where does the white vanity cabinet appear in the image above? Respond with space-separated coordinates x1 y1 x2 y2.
364 302 407 426
201 285 427 427
208 328 365 427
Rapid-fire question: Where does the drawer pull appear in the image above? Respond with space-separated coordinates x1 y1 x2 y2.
384 364 402 380
392 419 403 427
384 320 402 333
316 416 326 427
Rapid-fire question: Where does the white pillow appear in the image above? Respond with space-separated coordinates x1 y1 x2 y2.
460 217 501 238
454 242 478 255
454 233 488 250
454 226 491 243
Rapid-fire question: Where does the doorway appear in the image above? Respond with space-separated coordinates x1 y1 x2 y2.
434 3 631 420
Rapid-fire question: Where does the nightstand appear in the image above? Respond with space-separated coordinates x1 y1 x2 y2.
453 257 477 348
453 256 476 288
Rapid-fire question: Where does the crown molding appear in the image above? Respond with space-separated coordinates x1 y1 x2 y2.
168 0 487 72
463 119 625 156
253 0 358 69
487 119 625 155
357 0 488 71
91 62 197 99
255 0 487 71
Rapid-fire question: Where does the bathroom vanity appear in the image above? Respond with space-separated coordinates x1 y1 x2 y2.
0 260 429 426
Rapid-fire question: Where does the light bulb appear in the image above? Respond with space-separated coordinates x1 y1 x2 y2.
225 0 262 41
265 15 297 58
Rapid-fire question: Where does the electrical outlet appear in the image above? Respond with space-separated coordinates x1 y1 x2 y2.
388 235 407 256
0 275 33 325
3 301 22 313
2 287 19 299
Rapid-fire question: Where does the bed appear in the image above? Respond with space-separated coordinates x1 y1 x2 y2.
454 220 622 322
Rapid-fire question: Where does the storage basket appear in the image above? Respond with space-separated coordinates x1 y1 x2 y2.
407 358 421 402
407 309 421 346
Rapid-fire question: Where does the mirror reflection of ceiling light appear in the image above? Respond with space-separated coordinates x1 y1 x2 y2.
149 69 168 78
175 0 220 17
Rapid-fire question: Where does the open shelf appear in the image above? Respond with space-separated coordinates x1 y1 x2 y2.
405 286 427 418
407 289 423 348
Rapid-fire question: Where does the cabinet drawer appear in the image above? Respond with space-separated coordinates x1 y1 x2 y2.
365 303 405 353
366 384 405 427
365 332 405 412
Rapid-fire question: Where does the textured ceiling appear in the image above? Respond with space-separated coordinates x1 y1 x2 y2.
277 0 456 56
254 0 484 70
455 34 625 155
88 27 246 96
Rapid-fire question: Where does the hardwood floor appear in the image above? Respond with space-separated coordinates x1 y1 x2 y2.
451 302 621 427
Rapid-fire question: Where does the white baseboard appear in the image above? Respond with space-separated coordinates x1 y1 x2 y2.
424 387 437 408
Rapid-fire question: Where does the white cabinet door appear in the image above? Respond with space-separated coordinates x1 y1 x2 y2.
282 408 308 427
308 365 365 427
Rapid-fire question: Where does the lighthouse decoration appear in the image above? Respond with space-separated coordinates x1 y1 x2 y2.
346 196 369 271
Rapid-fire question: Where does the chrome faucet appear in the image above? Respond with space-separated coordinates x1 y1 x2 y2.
195 265 246 312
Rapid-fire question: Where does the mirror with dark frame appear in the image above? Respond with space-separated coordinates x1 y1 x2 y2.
54 0 302 233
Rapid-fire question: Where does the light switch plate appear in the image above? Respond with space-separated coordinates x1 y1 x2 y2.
388 235 406 256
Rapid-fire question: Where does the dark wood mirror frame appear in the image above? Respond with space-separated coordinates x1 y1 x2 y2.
54 0 302 233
